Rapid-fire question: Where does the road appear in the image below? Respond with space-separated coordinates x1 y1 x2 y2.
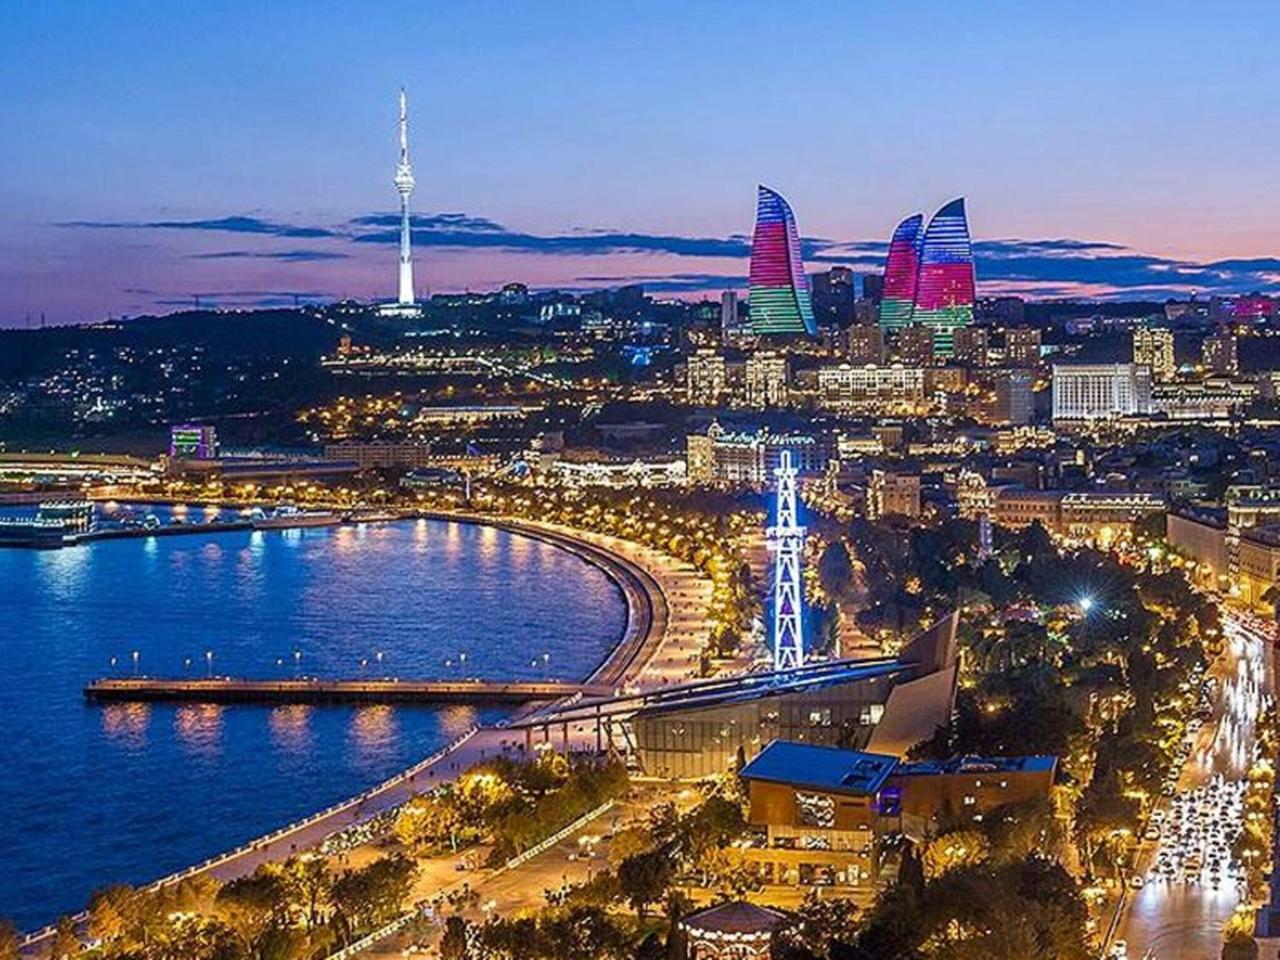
1116 609 1274 959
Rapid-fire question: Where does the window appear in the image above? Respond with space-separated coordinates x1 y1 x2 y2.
796 791 836 828
963 795 976 806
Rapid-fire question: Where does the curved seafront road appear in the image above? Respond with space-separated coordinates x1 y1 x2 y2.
21 512 711 954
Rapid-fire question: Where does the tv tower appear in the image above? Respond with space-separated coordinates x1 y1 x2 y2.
768 450 806 671
394 88 416 306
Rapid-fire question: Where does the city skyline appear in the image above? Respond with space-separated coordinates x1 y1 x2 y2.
5 1 1280 325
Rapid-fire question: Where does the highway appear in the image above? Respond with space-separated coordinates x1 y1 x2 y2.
1115 609 1274 959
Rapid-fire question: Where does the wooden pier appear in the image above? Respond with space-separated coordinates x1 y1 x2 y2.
84 676 614 706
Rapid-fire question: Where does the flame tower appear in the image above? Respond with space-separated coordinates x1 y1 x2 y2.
394 88 416 306
913 198 975 357
768 451 806 671
748 186 816 336
878 213 924 335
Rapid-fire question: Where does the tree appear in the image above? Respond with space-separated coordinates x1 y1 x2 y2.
440 916 470 960
331 854 417 935
0 920 17 960
778 892 860 958
216 868 290 949
818 541 855 602
617 851 674 920
922 829 990 879
49 917 79 960
282 855 330 931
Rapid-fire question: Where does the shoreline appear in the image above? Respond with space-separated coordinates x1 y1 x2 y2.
19 509 696 949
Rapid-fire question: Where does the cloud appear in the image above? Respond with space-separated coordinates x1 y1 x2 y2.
62 215 337 239
57 210 1280 301
187 249 350 262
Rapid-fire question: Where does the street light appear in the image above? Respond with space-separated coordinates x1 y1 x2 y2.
205 650 213 678
131 650 139 676
1079 596 1096 614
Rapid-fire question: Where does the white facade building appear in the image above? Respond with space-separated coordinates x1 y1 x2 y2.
1051 363 1153 421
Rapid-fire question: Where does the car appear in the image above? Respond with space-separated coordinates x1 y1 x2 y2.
1111 940 1128 959
1143 826 1161 841
1130 875 1145 889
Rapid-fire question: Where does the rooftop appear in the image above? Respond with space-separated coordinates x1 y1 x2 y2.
683 901 789 936
894 755 1057 777
739 741 900 796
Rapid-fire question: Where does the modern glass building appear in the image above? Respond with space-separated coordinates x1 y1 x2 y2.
913 198 976 357
877 213 924 335
748 186 817 336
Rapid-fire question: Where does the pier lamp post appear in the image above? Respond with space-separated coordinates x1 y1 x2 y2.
293 651 301 677
205 650 213 679
131 650 139 676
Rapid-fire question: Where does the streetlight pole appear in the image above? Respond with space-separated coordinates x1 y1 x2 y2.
205 650 213 679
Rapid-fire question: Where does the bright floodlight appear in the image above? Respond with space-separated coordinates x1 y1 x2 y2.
1079 596 1095 613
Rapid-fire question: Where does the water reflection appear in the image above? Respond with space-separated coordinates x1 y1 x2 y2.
268 705 313 754
101 703 150 749
174 704 224 757
348 706 398 771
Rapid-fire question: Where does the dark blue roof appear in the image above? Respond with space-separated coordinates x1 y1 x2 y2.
740 741 899 796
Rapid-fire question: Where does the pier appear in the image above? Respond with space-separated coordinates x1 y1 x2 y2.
84 676 614 706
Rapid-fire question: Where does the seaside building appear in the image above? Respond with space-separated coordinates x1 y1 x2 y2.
878 213 925 336
738 741 1056 890
169 424 218 460
748 186 817 336
913 198 976 357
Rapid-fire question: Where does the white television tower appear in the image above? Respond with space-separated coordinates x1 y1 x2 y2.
394 88 416 306
768 450 806 671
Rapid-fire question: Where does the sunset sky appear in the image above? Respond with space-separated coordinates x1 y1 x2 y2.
4 0 1280 325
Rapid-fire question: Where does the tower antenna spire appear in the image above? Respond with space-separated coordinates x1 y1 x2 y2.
393 87 416 307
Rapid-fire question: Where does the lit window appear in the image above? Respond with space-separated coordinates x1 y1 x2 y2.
963 795 976 806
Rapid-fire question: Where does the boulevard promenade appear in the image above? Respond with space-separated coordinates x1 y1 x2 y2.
20 513 713 956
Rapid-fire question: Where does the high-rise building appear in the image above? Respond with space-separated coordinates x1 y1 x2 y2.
913 198 976 357
1005 327 1042 367
847 324 886 365
1203 330 1240 376
992 369 1034 425
720 290 739 342
1052 363 1154 421
744 351 790 408
748 186 816 336
811 267 856 329
686 349 727 405
952 326 990 367
878 213 924 336
862 274 884 303
896 323 936 367
1132 327 1176 382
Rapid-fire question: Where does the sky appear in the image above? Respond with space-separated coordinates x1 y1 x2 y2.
3 0 1280 326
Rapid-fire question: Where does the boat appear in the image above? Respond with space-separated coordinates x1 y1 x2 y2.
0 500 95 548
251 505 340 530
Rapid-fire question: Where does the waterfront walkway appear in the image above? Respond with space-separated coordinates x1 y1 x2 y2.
21 512 713 956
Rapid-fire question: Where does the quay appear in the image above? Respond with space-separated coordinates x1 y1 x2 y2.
83 676 615 706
